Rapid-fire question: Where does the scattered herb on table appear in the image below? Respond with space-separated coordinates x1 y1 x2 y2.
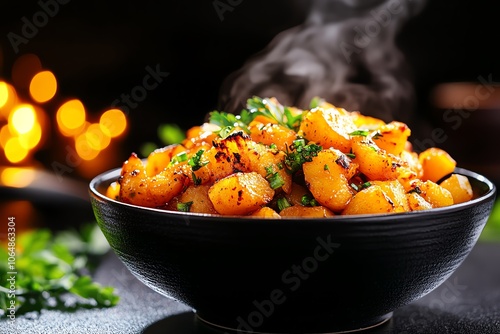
0 224 119 317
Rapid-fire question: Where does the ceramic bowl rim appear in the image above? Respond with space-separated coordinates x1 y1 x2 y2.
89 166 497 223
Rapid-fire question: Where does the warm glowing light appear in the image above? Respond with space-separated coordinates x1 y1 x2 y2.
4 137 29 163
75 133 100 160
85 123 110 150
0 82 18 118
0 125 11 149
9 104 36 135
11 54 42 89
99 108 127 137
1 167 35 188
57 99 86 136
30 70 58 103
19 122 42 149
0 82 9 108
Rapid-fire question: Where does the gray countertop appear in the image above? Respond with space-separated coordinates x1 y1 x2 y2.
4 243 500 334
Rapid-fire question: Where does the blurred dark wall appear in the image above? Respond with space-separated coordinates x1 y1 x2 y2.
1 0 499 155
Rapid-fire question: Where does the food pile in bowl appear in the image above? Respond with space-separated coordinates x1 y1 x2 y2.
106 96 472 217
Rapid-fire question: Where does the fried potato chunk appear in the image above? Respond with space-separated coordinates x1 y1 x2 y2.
280 205 335 218
208 172 275 215
303 148 356 212
439 174 473 204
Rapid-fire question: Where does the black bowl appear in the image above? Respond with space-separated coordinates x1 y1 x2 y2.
89 167 496 333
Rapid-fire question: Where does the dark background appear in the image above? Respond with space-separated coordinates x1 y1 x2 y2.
1 0 500 171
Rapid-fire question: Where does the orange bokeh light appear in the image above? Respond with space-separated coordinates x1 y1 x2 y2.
30 70 58 103
56 99 86 136
0 82 18 119
75 132 100 161
86 123 110 150
99 108 127 138
4 137 29 163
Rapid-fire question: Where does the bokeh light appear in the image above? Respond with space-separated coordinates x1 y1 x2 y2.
75 132 100 160
9 104 36 135
56 99 86 136
30 70 58 103
1 167 35 188
0 81 18 119
99 108 127 138
18 122 42 149
4 137 29 163
0 81 9 108
0 125 12 149
86 123 110 150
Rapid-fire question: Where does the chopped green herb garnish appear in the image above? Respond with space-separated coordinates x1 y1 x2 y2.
265 165 286 189
361 181 371 189
277 197 292 211
269 143 277 150
301 194 319 207
346 153 356 159
284 140 323 174
324 164 329 170
188 149 208 171
192 172 202 186
170 151 188 165
309 96 324 109
349 130 370 137
209 111 250 136
177 201 193 212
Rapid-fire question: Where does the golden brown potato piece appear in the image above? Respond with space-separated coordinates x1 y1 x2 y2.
370 180 409 213
408 180 454 208
298 107 356 153
419 148 456 183
208 172 275 215
183 123 219 149
439 174 473 204
351 136 399 181
119 153 187 208
249 121 297 151
246 143 292 194
406 192 433 211
303 148 356 212
349 111 386 128
105 181 120 200
146 144 186 177
179 184 217 214
280 205 335 217
343 185 402 215
285 183 311 206
249 207 281 218
372 121 411 156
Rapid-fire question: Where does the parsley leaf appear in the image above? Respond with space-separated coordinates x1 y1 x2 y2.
0 225 119 316
188 149 208 171
265 166 285 190
177 201 193 212
284 139 323 174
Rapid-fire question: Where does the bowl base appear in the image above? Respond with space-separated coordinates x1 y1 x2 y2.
196 312 393 334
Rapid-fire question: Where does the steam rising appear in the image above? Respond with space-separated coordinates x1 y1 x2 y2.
219 0 427 122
